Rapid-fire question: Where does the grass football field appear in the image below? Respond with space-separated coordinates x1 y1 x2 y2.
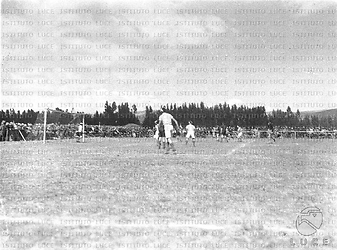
0 137 336 249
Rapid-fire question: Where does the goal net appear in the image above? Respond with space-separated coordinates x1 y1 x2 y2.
34 109 85 143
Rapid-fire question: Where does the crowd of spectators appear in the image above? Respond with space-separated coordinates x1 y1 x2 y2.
0 120 336 142
0 121 154 141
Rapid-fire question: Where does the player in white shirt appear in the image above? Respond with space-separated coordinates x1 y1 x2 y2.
237 125 243 142
158 107 179 154
75 123 83 142
185 121 196 146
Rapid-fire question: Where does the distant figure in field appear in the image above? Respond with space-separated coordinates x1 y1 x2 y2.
267 121 276 142
154 120 165 149
220 123 229 142
0 120 6 141
237 126 243 142
215 126 220 141
185 121 196 147
75 123 83 142
154 120 160 146
176 124 183 142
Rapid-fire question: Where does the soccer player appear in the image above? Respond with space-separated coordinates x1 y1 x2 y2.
158 120 166 149
212 127 216 138
237 125 243 142
75 123 83 142
267 121 276 142
154 120 159 139
154 120 166 149
176 124 183 142
220 123 229 142
215 126 220 141
158 107 179 154
0 120 6 141
185 121 196 146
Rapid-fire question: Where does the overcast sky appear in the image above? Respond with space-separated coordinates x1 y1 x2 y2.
1 0 337 113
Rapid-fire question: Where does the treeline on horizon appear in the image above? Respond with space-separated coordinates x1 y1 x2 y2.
1 101 337 128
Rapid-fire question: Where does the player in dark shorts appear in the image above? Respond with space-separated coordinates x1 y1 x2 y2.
0 120 6 141
154 120 165 149
175 124 183 142
267 121 276 142
158 120 166 149
220 123 228 142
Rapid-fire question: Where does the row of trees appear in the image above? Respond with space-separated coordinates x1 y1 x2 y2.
0 109 38 124
269 107 337 129
0 102 139 126
142 102 268 127
86 101 139 125
1 101 337 128
142 102 337 128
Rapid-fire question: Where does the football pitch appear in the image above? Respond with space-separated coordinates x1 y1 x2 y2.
0 137 336 249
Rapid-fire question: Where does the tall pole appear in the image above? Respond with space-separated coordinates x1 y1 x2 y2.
82 113 85 143
43 108 47 144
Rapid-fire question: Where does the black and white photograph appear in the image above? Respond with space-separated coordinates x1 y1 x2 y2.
0 0 336 249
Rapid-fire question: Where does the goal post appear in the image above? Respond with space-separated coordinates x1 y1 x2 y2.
82 113 85 143
43 108 47 144
34 109 88 143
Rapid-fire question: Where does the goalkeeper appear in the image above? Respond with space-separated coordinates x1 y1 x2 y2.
267 121 276 142
75 123 83 142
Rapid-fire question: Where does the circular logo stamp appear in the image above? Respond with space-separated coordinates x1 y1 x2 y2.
296 207 323 236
